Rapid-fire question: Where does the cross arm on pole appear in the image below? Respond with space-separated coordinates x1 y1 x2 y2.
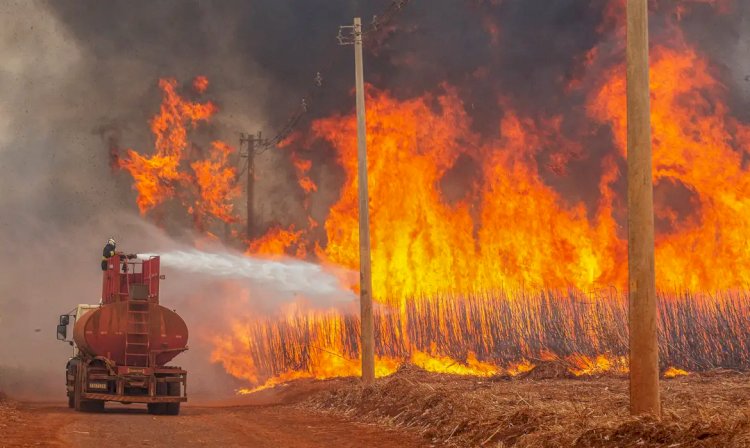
337 25 356 46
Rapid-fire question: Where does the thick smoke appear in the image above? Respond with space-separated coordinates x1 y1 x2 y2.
0 0 106 398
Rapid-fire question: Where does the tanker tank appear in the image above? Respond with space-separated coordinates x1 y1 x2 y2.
72 300 188 367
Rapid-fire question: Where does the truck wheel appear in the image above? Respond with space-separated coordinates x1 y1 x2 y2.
80 400 105 413
66 359 78 409
73 366 83 412
164 402 180 416
147 403 167 415
165 381 181 415
73 364 104 413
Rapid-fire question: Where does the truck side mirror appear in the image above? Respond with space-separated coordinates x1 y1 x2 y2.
59 315 69 325
56 324 67 341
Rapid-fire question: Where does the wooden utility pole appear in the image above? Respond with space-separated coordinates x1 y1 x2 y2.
627 0 661 416
339 17 375 385
240 132 260 240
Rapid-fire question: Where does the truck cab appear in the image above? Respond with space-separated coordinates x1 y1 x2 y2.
58 304 98 357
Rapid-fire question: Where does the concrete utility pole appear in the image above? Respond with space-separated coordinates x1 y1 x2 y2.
339 17 375 385
240 132 261 241
627 0 661 416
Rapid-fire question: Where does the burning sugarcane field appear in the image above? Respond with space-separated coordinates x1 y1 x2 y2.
1 0 750 447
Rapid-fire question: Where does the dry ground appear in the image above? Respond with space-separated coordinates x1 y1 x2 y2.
0 389 425 448
302 365 750 447
2 368 749 447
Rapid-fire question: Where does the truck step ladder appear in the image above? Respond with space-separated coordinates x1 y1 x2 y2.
125 299 150 367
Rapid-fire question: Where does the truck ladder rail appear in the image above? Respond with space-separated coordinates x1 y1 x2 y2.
125 300 151 367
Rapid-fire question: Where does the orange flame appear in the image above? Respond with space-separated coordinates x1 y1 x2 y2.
589 43 750 291
312 87 623 299
663 367 689 379
214 18 750 387
248 225 307 258
568 354 628 377
254 28 750 297
118 7 748 389
291 152 317 193
120 78 240 228
190 141 240 223
193 75 209 94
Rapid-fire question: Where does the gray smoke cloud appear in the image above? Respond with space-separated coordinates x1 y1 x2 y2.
729 5 750 115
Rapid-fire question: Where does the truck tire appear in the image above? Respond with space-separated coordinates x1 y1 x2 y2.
164 402 180 416
73 366 83 412
80 400 105 412
66 360 77 409
147 381 168 414
147 403 167 414
73 364 104 413
164 381 181 415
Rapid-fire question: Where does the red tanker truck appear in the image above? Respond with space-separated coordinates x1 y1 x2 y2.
56 253 188 414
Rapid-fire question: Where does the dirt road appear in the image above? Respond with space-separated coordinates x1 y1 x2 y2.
3 401 427 448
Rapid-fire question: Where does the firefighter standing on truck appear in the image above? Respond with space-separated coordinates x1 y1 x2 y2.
102 238 116 271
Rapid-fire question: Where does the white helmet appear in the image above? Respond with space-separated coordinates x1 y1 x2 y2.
108 238 116 246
